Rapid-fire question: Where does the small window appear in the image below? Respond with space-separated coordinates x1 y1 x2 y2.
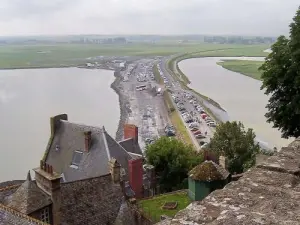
40 207 50 223
71 150 83 169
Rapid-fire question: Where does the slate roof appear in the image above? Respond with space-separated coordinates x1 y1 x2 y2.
189 160 230 182
45 119 141 182
119 138 142 155
0 204 49 225
156 139 300 225
0 180 24 189
0 185 21 205
5 172 52 215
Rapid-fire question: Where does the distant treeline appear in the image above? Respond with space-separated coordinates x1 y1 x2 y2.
0 35 276 45
203 36 275 45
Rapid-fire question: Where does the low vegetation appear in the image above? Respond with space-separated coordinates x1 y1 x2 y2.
217 60 263 80
145 137 203 192
139 191 191 222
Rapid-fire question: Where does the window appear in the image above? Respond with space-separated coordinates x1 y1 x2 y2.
70 150 83 169
40 207 50 223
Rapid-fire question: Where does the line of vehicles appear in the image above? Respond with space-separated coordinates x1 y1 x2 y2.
157 65 172 89
171 91 218 149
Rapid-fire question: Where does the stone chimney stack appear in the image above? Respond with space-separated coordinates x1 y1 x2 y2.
34 161 61 225
128 158 143 199
84 131 92 152
219 155 228 170
50 114 68 136
109 158 121 183
124 124 138 144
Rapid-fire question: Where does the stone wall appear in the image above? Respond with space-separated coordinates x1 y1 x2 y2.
60 175 123 225
155 140 300 225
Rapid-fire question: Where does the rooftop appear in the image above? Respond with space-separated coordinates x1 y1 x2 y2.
6 172 51 215
155 139 300 225
44 115 142 182
0 204 49 225
189 160 229 182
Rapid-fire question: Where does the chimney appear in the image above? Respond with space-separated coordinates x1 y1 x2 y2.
34 160 61 225
50 114 68 136
128 158 143 199
219 155 228 170
109 158 121 183
124 124 138 144
84 131 92 152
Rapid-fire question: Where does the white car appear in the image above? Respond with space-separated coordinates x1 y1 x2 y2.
189 122 199 128
201 143 209 149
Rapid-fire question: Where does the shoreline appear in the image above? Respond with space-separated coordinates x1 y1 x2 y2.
110 70 131 141
0 65 114 71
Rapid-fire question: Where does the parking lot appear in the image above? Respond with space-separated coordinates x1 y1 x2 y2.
157 59 217 150
120 59 170 151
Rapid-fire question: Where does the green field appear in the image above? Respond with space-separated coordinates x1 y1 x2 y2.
217 60 263 80
139 191 190 222
0 43 269 69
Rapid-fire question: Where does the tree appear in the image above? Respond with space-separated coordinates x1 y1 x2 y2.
145 137 203 192
209 121 259 174
259 6 300 138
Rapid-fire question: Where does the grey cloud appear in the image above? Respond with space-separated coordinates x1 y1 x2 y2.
0 0 299 36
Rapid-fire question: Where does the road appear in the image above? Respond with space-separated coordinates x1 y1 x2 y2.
159 57 216 151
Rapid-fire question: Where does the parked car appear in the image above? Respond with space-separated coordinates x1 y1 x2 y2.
165 125 176 136
195 134 206 139
189 122 199 128
193 130 202 135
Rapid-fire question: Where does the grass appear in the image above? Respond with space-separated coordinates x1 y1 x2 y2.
0 43 269 69
163 91 193 145
170 110 193 146
217 60 263 80
153 63 163 84
138 191 191 222
0 43 247 69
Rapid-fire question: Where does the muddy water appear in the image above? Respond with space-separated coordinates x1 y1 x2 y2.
179 57 292 150
0 68 119 181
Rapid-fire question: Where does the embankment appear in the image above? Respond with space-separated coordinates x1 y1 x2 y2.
110 70 131 141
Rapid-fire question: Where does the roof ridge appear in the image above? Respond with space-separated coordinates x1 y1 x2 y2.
0 203 50 225
0 184 21 192
61 120 104 131
104 130 134 160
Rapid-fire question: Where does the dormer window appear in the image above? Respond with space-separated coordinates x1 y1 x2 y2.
55 145 60 151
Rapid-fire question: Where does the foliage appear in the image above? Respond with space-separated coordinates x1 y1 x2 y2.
145 137 203 192
259 6 300 138
209 121 260 174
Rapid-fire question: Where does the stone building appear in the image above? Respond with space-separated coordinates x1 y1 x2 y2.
156 139 300 225
188 160 230 201
43 114 143 182
0 114 147 225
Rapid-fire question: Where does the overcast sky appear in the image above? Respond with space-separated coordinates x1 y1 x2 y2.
0 0 299 36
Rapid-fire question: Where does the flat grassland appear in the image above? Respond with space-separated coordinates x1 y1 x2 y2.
0 43 269 69
217 60 263 80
